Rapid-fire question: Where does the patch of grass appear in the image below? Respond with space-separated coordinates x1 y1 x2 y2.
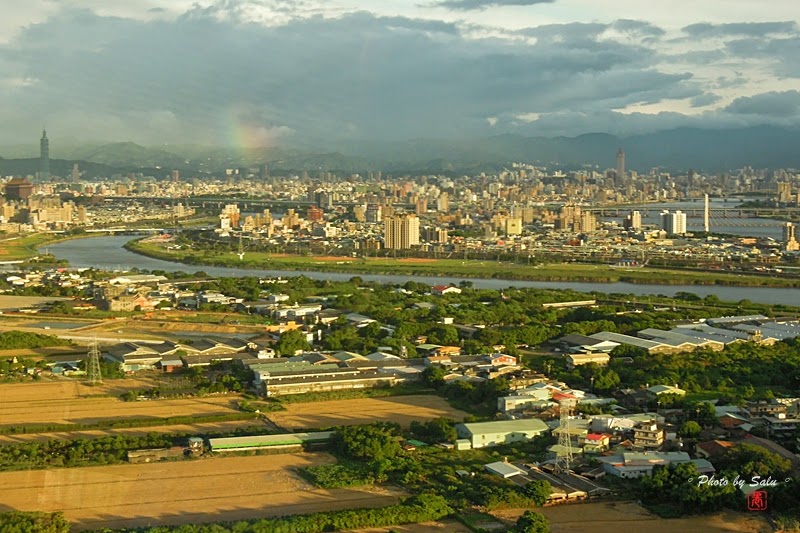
276 384 435 404
300 459 382 488
127 238 800 288
684 391 723 402
456 511 507 532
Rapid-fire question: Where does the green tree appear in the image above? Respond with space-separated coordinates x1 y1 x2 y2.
679 421 702 439
334 423 402 462
410 418 457 443
716 443 792 479
516 511 549 533
275 329 310 356
522 480 552 506
422 365 446 388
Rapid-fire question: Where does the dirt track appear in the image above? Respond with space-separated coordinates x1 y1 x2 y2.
0 380 241 426
493 502 771 533
0 453 403 531
268 395 468 430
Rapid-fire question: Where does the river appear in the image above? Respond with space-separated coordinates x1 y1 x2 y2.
599 199 786 240
44 236 800 306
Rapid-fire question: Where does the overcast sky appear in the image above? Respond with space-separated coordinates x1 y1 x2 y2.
1 0 799 148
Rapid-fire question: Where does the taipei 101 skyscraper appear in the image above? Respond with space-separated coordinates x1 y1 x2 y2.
40 129 50 180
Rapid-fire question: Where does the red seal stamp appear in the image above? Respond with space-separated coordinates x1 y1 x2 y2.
748 490 768 511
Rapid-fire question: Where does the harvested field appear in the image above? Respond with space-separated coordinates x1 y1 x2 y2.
0 295 71 310
0 380 241 426
0 453 404 531
268 395 468 430
493 502 771 533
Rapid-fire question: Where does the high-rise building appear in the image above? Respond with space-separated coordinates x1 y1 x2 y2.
623 210 642 231
615 148 625 182
777 182 793 203
40 130 50 180
71 163 80 182
783 222 799 251
660 210 687 236
422 226 448 243
703 193 710 233
171 170 180 182
4 178 34 200
555 204 597 233
437 192 449 213
307 206 324 222
384 213 420 250
505 218 523 236
219 204 241 228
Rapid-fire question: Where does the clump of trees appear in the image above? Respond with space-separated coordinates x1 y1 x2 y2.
275 329 310 356
640 463 738 516
0 331 65 350
0 512 70 533
116 493 452 533
714 443 792 480
422 366 510 414
516 510 550 533
0 433 174 471
410 418 457 444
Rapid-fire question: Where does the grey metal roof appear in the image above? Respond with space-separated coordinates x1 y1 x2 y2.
638 328 715 348
589 331 665 350
707 315 767 326
459 419 549 435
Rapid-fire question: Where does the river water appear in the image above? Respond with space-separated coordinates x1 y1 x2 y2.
44 236 800 306
600 199 786 240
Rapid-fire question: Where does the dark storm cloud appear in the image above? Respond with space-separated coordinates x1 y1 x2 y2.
682 21 797 37
722 36 800 78
0 4 775 145
610 19 665 38
430 0 555 11
724 90 800 116
690 93 721 108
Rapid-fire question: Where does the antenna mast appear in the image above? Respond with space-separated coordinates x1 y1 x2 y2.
555 397 575 474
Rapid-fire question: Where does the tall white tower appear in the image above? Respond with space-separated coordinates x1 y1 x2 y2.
703 194 710 233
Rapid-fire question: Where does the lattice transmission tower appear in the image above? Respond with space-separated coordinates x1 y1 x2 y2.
554 398 575 474
86 338 102 385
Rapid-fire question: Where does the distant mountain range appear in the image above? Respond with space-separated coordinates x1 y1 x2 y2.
1 126 799 177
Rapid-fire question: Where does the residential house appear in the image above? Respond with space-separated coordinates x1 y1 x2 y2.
487 353 517 366
581 433 611 453
432 285 462 296
646 385 686 399
598 452 713 478
633 421 664 449
695 440 734 460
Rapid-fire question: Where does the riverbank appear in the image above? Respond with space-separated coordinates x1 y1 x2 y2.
126 239 800 288
0 233 89 262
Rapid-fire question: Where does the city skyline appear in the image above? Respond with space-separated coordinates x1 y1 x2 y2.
0 1 799 147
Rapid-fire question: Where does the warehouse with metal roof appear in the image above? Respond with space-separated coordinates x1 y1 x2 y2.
589 331 671 354
209 431 334 452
